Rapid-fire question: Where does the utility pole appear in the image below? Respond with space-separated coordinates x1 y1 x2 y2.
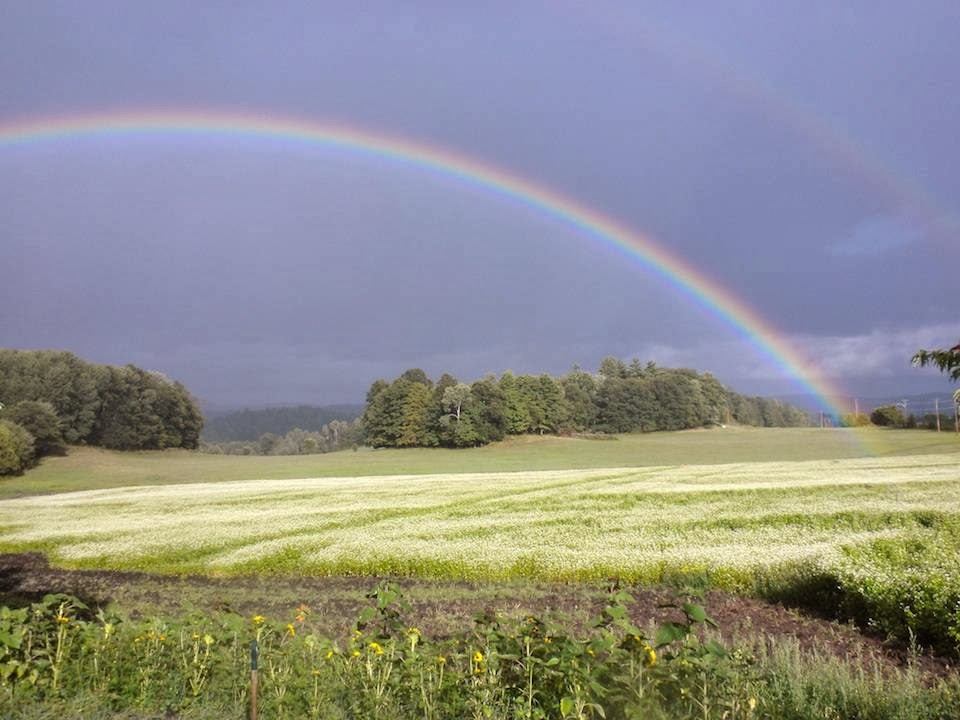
935 398 941 432
854 398 859 417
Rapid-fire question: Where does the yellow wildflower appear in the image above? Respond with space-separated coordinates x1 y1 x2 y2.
352 649 361 657
252 615 265 626
55 614 69 625
203 634 214 646
312 668 322 677
286 623 296 637
192 632 201 641
368 641 384 655
435 655 446 665
325 649 335 660
748 697 757 711
644 645 657 667
473 651 484 663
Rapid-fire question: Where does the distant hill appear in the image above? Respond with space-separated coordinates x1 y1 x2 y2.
202 404 364 442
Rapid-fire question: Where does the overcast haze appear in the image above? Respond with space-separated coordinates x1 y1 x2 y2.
2 2 958 408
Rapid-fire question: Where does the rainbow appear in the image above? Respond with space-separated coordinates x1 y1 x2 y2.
568 8 958 249
0 110 863 436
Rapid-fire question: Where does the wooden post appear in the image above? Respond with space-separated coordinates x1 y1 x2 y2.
250 639 259 720
935 398 941 432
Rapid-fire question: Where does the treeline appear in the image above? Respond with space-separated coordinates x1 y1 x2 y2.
202 404 364 442
865 404 958 431
0 350 203 474
363 358 811 448
201 418 363 456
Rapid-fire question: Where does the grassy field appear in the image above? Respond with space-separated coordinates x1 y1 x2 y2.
2 428 959 718
2 425 957 498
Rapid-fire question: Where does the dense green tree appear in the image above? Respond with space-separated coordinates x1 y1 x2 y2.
399 368 432 386
0 420 34 475
0 350 202 451
90 366 201 450
258 432 279 454
598 356 628 379
0 350 101 443
4 400 65 456
467 375 507 443
397 381 436 447
361 380 393 447
650 374 706 431
498 372 532 434
698 373 730 425
595 376 638 433
559 367 598 431
871 404 906 427
361 359 811 448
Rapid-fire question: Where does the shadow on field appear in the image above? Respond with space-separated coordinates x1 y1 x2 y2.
0 552 106 612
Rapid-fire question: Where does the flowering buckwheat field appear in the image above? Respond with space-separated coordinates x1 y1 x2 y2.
3 447 960 718
2 454 959 604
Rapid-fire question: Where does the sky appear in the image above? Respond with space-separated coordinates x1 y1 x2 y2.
2 1 958 409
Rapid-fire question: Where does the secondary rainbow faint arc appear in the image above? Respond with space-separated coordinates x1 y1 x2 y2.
0 109 853 418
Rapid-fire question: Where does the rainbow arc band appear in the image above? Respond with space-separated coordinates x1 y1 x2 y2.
0 110 866 448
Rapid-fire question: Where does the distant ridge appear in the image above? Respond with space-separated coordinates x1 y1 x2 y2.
201 404 364 442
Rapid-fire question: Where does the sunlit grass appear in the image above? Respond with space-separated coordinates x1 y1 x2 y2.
3 426 957 499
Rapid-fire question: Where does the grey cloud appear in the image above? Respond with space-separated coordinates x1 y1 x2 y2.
829 216 920 258
2 2 959 405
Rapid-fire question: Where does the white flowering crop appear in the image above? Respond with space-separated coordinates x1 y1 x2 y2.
0 454 957 585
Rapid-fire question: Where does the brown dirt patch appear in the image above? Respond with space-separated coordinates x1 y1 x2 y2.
0 552 952 678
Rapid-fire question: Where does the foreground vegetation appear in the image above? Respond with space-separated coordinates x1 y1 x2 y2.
3 585 958 719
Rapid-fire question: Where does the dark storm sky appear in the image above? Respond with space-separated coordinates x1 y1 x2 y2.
2 1 958 407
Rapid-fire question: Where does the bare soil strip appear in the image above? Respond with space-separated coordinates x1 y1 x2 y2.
0 552 951 678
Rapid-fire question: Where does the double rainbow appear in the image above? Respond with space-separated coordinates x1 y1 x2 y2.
0 110 857 431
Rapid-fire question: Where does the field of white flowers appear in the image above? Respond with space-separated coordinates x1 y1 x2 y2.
1 453 957 584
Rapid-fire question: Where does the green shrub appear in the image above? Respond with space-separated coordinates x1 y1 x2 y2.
0 420 34 476
3 401 65 457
